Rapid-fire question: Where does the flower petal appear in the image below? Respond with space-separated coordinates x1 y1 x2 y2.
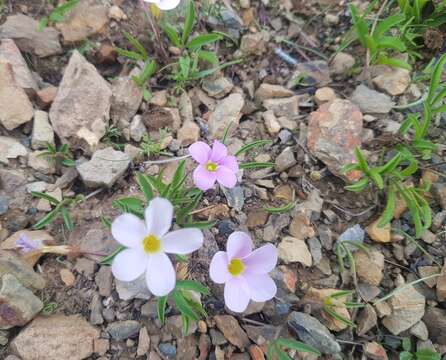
112 213 147 248
158 0 181 10
219 155 238 173
243 244 278 274
210 140 228 163
244 274 277 302
112 248 148 282
189 141 211 165
146 252 176 296
216 166 237 189
193 165 217 191
145 197 173 237
224 277 250 313
162 228 203 255
227 231 253 260
209 251 230 284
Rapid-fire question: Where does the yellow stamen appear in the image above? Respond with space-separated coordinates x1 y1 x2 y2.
143 234 161 254
228 258 245 276
150 4 161 19
206 162 218 172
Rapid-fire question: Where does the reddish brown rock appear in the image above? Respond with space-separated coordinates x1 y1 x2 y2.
307 99 363 181
36 86 58 109
364 342 388 360
214 315 250 349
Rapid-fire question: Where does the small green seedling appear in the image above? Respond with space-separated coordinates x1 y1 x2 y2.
399 337 440 360
140 130 171 158
267 338 321 360
39 143 76 169
39 0 80 30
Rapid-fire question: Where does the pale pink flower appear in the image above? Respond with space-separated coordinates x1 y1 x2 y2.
111 197 203 296
189 140 239 191
209 232 278 312
143 0 181 10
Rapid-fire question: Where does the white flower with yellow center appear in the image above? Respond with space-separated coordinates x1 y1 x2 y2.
111 197 203 296
143 0 181 11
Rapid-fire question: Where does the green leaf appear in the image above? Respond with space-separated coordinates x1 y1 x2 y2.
100 245 126 265
276 339 321 356
61 208 74 231
137 59 157 85
376 36 406 52
354 148 369 173
172 290 199 321
181 220 217 230
197 50 219 65
235 140 273 157
373 13 405 38
369 169 384 189
412 139 437 151
276 348 292 360
115 47 145 61
400 160 418 177
38 17 49 30
191 59 243 80
33 204 64 229
53 0 80 16
136 173 154 202
349 4 369 47
176 280 210 295
31 191 60 205
400 351 414 360
49 12 65 22
187 33 222 50
377 153 402 174
123 31 148 60
345 178 369 192
239 162 275 170
171 160 187 192
415 349 441 360
379 188 396 227
402 337 412 352
160 22 181 47
157 296 168 325
113 197 144 218
264 202 295 214
182 0 195 47
378 55 412 70
341 163 360 174
427 53 446 103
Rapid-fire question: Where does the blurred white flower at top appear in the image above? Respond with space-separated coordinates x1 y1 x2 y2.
143 0 181 10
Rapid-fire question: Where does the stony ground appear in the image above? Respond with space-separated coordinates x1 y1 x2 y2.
0 0 446 359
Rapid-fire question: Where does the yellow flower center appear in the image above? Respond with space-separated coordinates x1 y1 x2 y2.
142 234 161 254
206 162 218 172
149 4 161 19
228 258 245 276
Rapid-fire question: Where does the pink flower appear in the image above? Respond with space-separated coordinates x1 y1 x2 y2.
209 232 278 312
189 140 239 191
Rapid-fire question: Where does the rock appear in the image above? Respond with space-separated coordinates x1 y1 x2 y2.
364 342 388 360
0 136 27 165
275 147 296 172
432 183 446 210
240 32 269 55
150 90 168 107
89 293 103 325
31 111 55 150
248 345 264 360
288 312 341 354
129 115 147 142
28 150 56 175
11 314 99 359
289 212 315 240
423 307 446 345
143 107 181 131
357 304 377 336
0 14 62 57
330 52 355 76
56 0 109 43
49 51 112 152
208 93 244 138
263 110 281 135
372 67 411 96
115 275 151 301
254 83 294 103
159 343 177 358
418 266 440 288
278 237 312 266
36 86 58 109
0 274 43 329
95 266 113 297
0 39 38 92
263 96 299 117
177 121 200 146
307 99 363 181
436 263 446 301
166 315 197 338
354 249 384 286
111 70 143 123
60 269 75 287
93 338 109 356
0 196 8 215
214 315 250 349
202 77 233 98
178 92 194 123
137 327 151 356
108 5 127 21
77 147 130 188
420 229 436 244
106 320 141 341
350 84 394 114
366 219 391 243
410 321 428 341
247 209 269 229
382 284 425 335
314 87 336 105
337 224 365 252
289 60 331 87
0 250 46 291
0 62 33 130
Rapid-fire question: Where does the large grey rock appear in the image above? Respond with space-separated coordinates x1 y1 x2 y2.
77 147 130 188
0 39 38 92
31 111 55 150
106 320 141 341
350 84 394 114
208 93 244 138
115 275 151 301
0 136 27 165
0 274 43 329
11 314 99 360
110 69 143 123
288 312 341 354
0 14 62 57
0 62 33 130
423 307 446 345
49 51 112 153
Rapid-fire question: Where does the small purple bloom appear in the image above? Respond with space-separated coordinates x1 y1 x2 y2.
189 140 239 191
16 234 43 253
209 231 278 313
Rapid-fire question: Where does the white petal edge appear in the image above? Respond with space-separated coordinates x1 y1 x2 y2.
162 228 203 255
224 277 250 313
146 252 176 296
145 197 173 237
158 0 181 10
111 213 147 248
244 273 277 302
112 248 148 282
226 231 253 260
209 251 230 284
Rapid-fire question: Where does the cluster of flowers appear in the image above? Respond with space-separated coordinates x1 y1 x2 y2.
110 140 278 312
